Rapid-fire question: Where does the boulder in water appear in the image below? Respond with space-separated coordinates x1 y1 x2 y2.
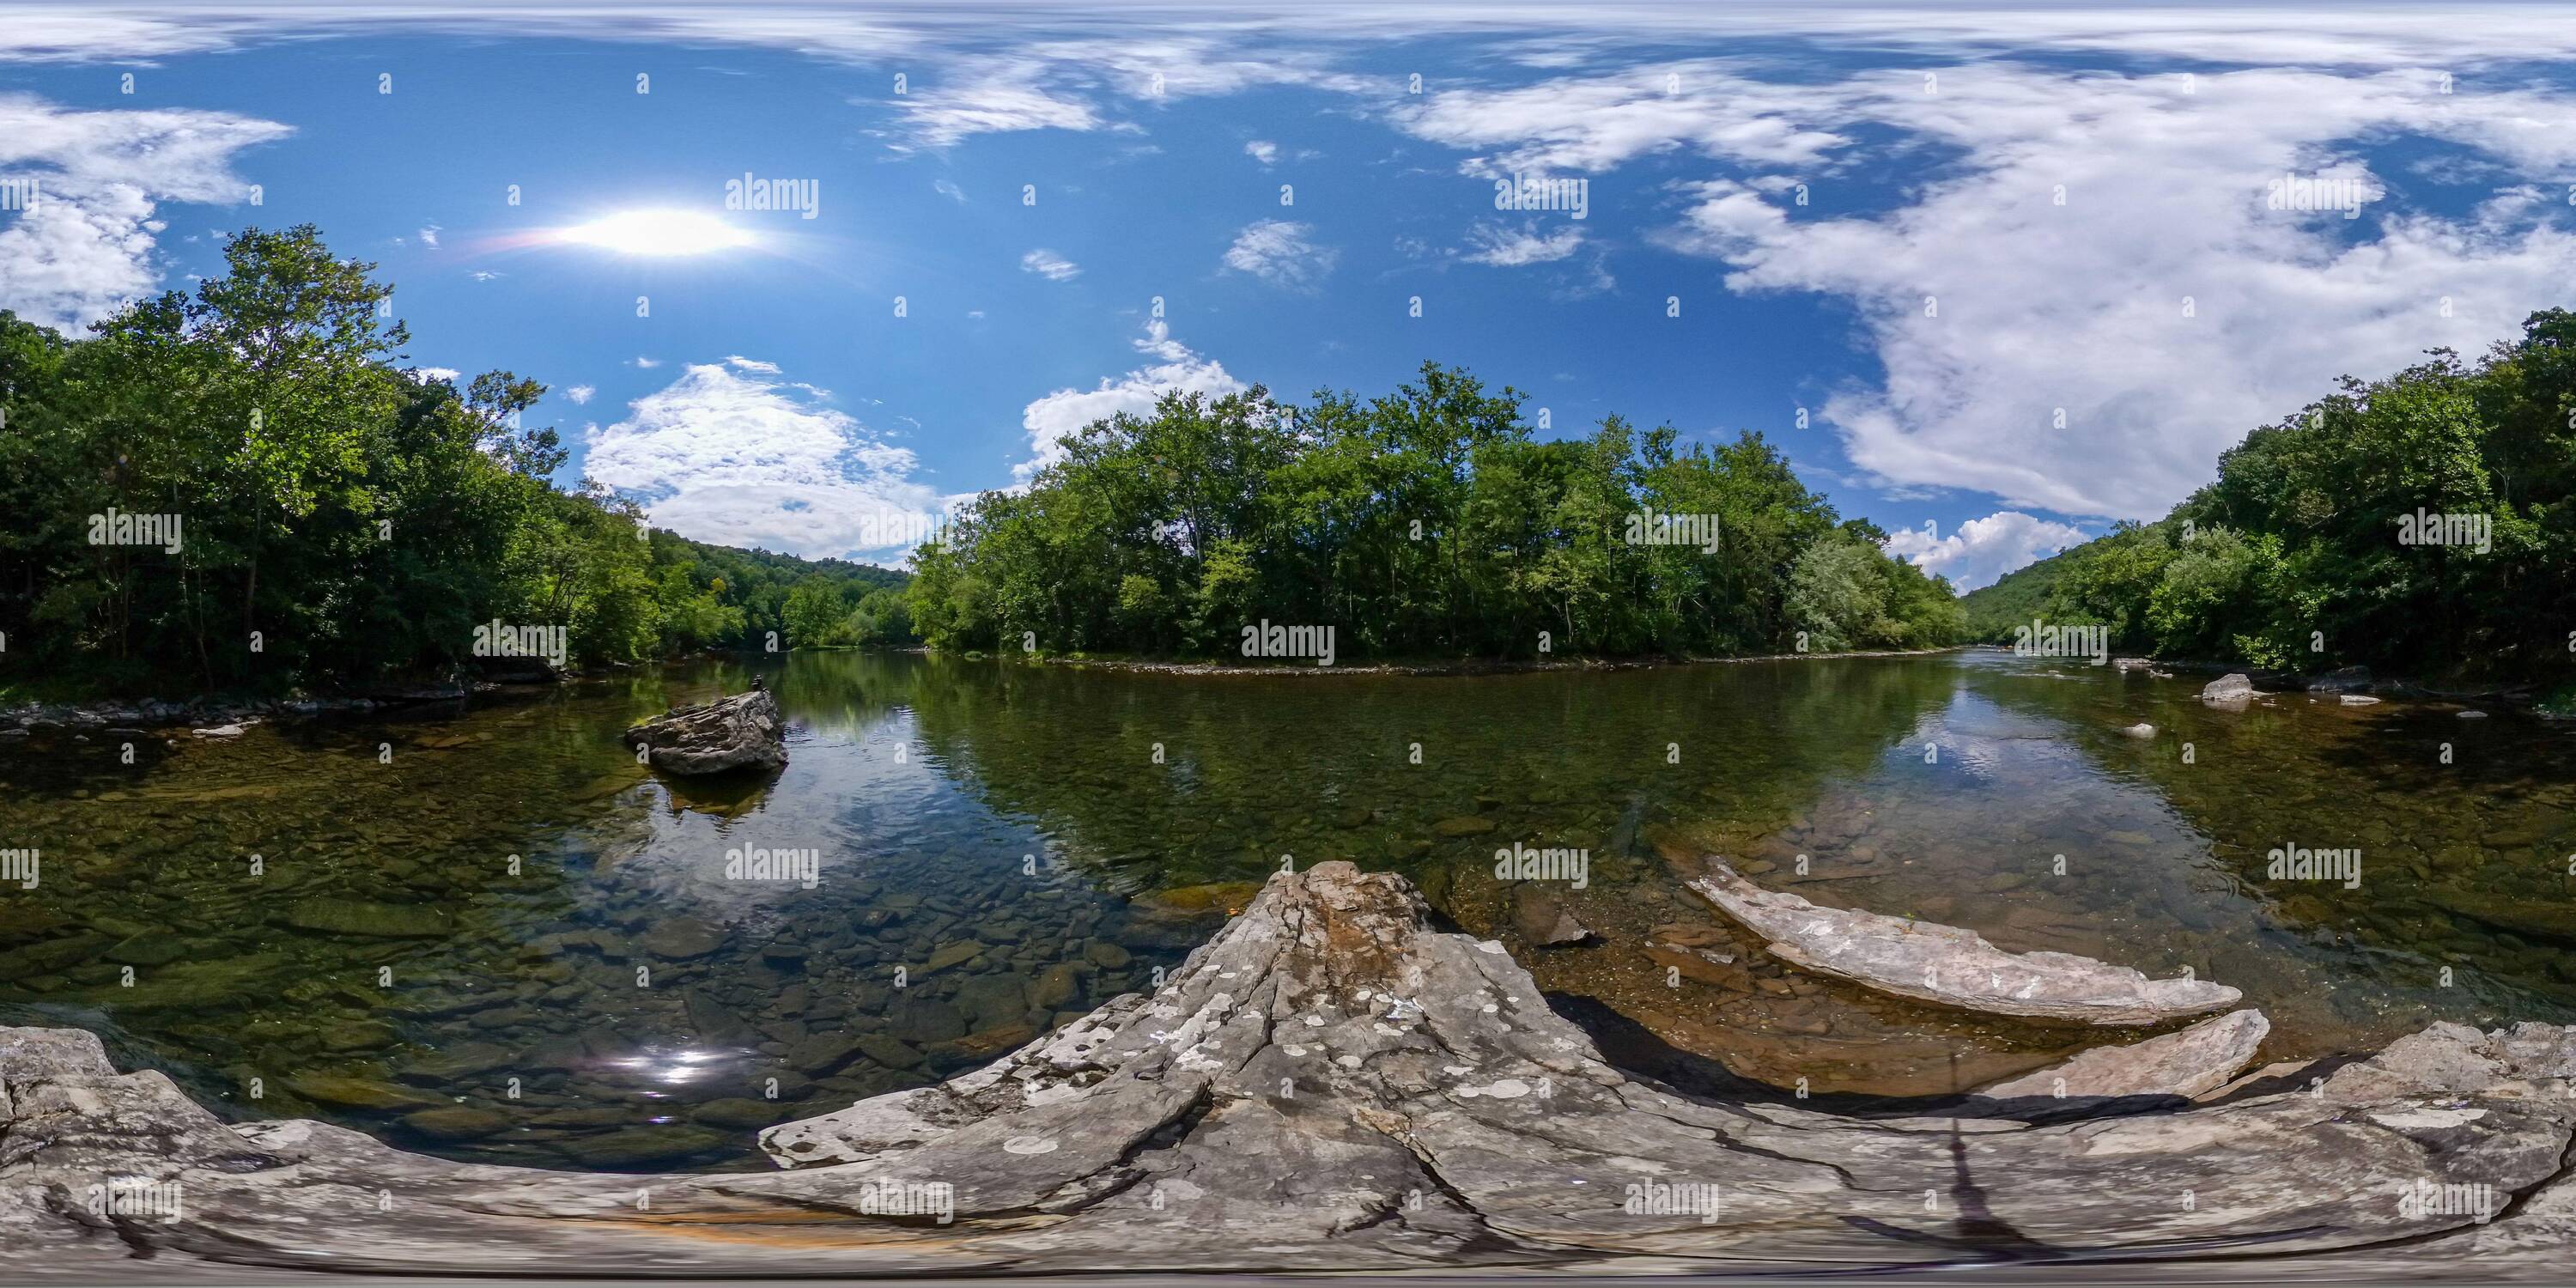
623 687 787 775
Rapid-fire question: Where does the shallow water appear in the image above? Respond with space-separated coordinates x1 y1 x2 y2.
2 650 2570 1169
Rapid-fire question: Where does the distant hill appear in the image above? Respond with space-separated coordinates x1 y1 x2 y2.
663 534 908 594
1959 537 2098 642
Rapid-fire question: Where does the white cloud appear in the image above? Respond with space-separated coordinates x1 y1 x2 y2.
467 270 502 282
1220 219 1336 289
410 367 461 384
630 355 660 368
722 355 781 374
565 384 595 405
417 223 440 249
0 94 289 335
1020 247 1081 281
933 177 966 202
1016 320 1245 482
1461 220 1584 266
1401 61 2576 520
583 360 944 560
1244 139 1279 166
1882 511 2093 592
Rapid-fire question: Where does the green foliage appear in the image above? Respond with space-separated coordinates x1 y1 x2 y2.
907 363 1962 660
0 226 906 696
1959 308 2576 679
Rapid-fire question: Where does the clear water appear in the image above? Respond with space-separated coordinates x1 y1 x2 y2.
2 650 2569 1170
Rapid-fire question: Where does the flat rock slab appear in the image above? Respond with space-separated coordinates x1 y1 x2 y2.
1686 857 2242 1024
623 686 787 775
4 866 2574 1279
1978 1008 2271 1100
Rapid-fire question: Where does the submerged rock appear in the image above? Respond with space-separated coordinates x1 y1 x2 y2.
622 686 787 775
1510 885 1595 945
2120 722 2155 738
5 867 2576 1276
1976 1009 2270 1101
1686 857 2241 1024
2306 665 2372 693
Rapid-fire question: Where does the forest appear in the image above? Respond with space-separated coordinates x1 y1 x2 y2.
0 226 908 699
1963 309 2576 686
904 365 1965 661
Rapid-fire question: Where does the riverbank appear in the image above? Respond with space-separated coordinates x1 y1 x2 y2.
8 862 2573 1279
994 643 1966 677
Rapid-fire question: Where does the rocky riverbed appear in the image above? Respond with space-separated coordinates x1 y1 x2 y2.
7 861 2576 1279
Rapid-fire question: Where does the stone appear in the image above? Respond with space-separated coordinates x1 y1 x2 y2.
622 686 787 775
284 898 454 939
191 724 246 738
1431 816 1496 836
2111 657 2152 671
1083 941 1132 970
2120 722 2155 738
1510 886 1594 945
641 918 726 959
104 932 191 966
400 1107 512 1140
283 1075 447 1111
2201 672 2256 704
691 1098 784 1131
787 1032 869 1076
921 940 984 974
2306 665 2372 693
554 1125 729 1168
6 866 2576 1277
2340 694 2382 706
1030 963 1082 1010
1976 1009 2270 1100
398 1042 514 1082
1686 857 2241 1024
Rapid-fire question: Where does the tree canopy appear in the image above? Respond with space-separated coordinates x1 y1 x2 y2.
906 365 1962 660
0 226 908 698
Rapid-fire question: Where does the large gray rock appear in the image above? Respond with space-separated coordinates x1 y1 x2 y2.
2202 671 2257 703
1976 1008 2270 1100
1687 857 2242 1024
622 686 787 775
3 865 2574 1278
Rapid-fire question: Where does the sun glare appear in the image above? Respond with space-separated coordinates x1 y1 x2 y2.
559 209 755 256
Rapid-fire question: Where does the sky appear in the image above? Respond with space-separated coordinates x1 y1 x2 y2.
5 3 2576 587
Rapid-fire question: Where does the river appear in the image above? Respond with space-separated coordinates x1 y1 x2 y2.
2 649 2568 1170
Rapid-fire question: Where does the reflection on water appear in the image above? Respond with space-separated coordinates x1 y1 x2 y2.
1 650 2569 1168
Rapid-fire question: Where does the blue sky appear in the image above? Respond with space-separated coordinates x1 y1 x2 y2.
6 3 2576 586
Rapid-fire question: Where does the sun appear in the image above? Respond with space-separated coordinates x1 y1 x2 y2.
558 210 755 256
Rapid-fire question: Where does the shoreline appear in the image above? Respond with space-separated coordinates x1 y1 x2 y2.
998 643 1968 677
